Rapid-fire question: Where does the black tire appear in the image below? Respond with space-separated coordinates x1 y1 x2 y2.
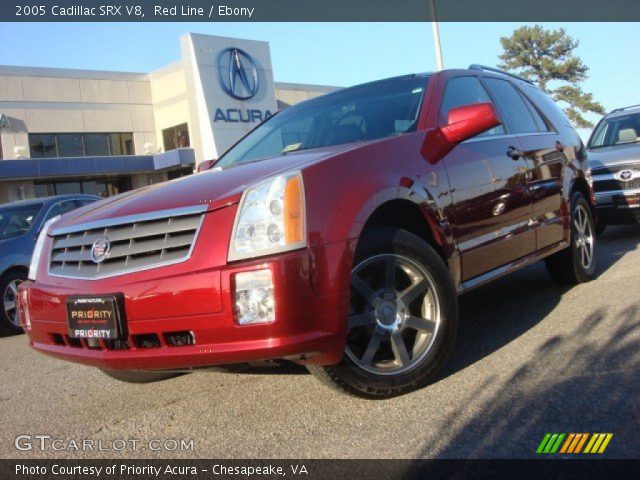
545 192 597 285
0 269 27 337
594 221 606 237
307 227 458 399
101 369 183 384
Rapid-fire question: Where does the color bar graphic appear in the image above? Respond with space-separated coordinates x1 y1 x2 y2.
537 433 613 454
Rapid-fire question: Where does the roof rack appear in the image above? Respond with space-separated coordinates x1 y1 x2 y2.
609 104 640 114
468 64 535 85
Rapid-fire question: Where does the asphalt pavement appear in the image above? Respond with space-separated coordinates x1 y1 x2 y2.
1 225 639 459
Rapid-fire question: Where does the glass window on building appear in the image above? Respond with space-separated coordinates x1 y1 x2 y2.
28 133 134 158
84 134 110 156
29 134 58 158
34 176 132 199
162 123 190 151
53 181 83 195
81 180 109 197
33 183 53 198
167 167 194 180
110 133 134 155
56 134 84 157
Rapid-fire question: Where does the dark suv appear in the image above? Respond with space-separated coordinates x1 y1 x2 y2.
22 66 596 398
588 105 640 235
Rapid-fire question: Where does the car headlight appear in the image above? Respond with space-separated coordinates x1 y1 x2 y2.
28 215 60 281
228 171 306 261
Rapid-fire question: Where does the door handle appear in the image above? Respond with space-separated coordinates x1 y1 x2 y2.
506 146 524 160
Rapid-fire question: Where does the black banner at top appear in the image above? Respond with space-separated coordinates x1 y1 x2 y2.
2 0 640 22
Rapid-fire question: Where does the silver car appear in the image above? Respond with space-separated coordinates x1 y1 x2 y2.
588 104 640 235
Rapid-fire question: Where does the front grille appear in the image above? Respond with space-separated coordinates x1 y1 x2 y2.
594 178 640 192
48 206 205 279
591 163 639 175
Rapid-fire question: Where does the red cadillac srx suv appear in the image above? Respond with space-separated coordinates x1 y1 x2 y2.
20 66 597 398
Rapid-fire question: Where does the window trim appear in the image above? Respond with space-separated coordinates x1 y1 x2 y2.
463 131 557 145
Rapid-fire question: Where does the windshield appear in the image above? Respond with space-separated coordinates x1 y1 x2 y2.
0 203 43 240
216 75 429 168
589 112 640 148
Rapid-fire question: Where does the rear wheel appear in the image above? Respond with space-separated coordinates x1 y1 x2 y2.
545 192 597 285
307 227 458 398
0 270 26 336
101 369 182 383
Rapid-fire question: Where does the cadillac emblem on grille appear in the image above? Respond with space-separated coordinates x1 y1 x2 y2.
619 170 633 181
90 237 111 264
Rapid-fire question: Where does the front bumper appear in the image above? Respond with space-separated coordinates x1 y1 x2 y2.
21 247 350 371
595 204 640 225
595 188 640 225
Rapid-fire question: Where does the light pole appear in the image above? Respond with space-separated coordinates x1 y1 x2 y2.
429 0 444 70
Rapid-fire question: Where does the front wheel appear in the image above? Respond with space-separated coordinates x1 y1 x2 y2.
545 192 597 285
101 369 182 383
307 227 458 398
0 270 27 336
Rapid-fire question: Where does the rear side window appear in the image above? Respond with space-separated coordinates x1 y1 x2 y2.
521 83 572 130
483 78 539 134
520 92 550 132
440 76 505 135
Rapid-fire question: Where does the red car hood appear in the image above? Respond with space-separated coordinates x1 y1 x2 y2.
52 143 361 230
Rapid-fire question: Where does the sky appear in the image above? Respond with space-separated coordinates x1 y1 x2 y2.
2 22 639 132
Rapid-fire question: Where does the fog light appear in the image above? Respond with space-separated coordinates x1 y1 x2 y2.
234 269 275 325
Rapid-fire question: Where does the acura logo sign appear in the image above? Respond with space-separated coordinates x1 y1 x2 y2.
217 48 259 100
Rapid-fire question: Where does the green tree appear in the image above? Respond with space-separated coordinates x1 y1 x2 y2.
498 25 604 128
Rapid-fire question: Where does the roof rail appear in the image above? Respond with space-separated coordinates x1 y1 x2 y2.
468 64 535 85
609 104 640 114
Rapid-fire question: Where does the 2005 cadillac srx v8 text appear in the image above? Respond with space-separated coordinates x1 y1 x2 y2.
20 65 597 398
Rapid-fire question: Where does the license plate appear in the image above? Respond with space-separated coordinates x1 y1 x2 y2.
67 295 125 340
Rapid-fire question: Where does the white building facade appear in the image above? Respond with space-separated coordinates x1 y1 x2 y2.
0 33 337 203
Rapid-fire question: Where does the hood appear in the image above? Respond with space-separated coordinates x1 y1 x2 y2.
588 142 640 170
52 142 363 231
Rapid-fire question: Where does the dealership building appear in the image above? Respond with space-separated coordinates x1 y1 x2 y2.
0 33 338 203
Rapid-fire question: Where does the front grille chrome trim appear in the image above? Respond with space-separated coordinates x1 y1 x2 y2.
47 204 208 280
50 204 208 236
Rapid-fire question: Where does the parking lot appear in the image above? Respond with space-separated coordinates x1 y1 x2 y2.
1 225 639 459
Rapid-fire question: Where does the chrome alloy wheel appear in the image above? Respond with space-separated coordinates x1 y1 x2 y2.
574 204 594 270
346 253 441 375
3 279 21 327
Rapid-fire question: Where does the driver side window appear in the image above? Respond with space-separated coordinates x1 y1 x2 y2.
440 76 505 136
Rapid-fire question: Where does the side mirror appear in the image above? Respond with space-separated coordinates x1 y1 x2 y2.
421 102 501 164
196 159 217 173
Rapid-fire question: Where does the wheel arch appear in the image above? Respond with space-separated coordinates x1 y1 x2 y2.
0 263 29 281
357 198 448 264
570 175 596 215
